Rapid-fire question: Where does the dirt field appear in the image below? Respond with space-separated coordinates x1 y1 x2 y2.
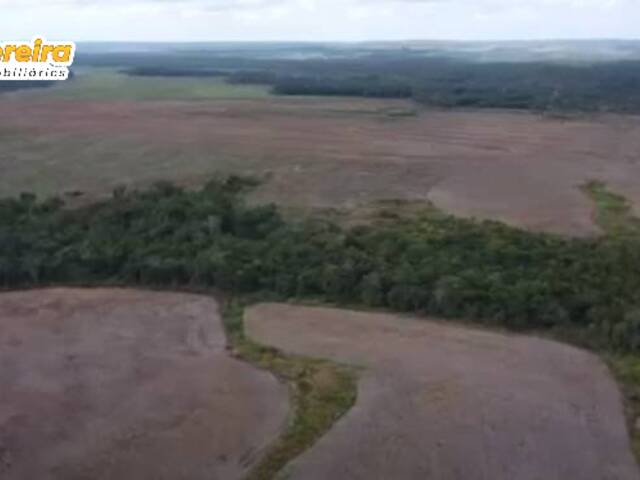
246 303 639 480
1 96 640 235
0 289 288 480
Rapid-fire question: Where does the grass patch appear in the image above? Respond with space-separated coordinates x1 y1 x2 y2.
221 298 358 480
582 180 640 237
608 354 640 459
15 68 272 101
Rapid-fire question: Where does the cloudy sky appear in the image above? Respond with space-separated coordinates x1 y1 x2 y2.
1 0 638 42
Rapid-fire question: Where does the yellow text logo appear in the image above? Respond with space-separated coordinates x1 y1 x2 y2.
0 37 75 81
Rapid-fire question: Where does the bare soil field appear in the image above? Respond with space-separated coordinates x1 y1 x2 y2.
246 303 639 480
0 289 288 480
2 97 640 235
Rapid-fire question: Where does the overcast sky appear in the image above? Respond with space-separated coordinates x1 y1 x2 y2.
1 0 638 42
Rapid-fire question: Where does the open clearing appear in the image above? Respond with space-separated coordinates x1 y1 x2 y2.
246 303 639 480
0 289 288 480
7 69 273 101
1 94 640 235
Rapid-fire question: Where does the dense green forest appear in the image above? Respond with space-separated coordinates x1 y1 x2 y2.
2 177 640 351
113 53 640 113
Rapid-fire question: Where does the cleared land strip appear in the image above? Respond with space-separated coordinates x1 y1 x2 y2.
0 289 288 480
246 303 639 480
2 98 640 235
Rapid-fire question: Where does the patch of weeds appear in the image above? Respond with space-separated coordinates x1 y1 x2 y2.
329 199 439 228
221 299 358 480
582 180 640 237
607 354 640 460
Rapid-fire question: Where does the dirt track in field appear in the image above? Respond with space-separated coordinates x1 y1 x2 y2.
246 303 639 480
1 97 640 235
0 289 288 480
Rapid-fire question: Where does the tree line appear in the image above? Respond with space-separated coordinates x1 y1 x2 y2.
2 177 640 351
122 54 640 113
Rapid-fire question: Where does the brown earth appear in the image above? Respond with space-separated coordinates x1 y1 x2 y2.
1 97 640 235
0 289 288 480
246 303 639 480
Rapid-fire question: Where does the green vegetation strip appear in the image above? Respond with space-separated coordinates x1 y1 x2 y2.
18 69 272 101
582 180 640 237
222 299 358 480
3 177 640 352
608 355 640 459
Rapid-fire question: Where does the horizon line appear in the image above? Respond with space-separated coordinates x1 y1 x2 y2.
73 37 640 44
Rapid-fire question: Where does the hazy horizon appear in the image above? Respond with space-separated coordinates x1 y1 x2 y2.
73 38 640 44
1 0 638 42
